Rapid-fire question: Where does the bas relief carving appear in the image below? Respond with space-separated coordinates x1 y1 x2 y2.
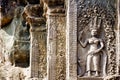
78 17 107 77
0 0 119 80
77 0 116 77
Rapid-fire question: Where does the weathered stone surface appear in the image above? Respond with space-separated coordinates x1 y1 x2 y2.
0 0 120 80
77 0 117 77
0 65 26 80
0 0 17 27
30 31 47 79
47 15 66 80
66 0 77 80
0 15 13 27
44 1 66 80
116 0 120 75
56 16 66 80
23 3 47 79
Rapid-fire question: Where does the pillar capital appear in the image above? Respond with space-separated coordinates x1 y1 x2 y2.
41 0 65 16
22 4 46 32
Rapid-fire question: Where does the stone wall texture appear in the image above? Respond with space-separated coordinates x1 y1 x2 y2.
0 0 120 80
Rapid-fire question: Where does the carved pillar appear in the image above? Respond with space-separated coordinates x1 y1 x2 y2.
117 0 120 75
43 1 66 80
28 17 46 79
23 4 47 80
47 16 57 80
66 0 77 80
47 10 66 80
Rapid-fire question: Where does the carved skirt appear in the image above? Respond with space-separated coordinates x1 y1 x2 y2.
86 53 100 72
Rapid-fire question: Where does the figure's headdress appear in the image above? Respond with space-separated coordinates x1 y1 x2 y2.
90 16 101 31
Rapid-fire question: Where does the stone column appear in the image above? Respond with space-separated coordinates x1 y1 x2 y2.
47 13 66 80
66 0 77 80
23 4 47 80
43 1 66 80
47 15 57 80
117 0 120 75
28 17 46 79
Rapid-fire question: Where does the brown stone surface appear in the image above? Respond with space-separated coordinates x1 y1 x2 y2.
30 31 47 79
23 4 47 79
56 16 66 80
0 0 17 27
0 0 120 80
0 15 13 27
47 14 66 80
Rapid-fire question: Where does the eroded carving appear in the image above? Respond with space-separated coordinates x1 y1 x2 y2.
0 0 119 80
78 17 107 77
41 0 65 16
22 3 47 79
77 0 116 77
0 0 17 27
56 17 66 80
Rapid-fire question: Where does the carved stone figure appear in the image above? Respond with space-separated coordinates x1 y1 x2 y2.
78 17 106 77
0 0 119 80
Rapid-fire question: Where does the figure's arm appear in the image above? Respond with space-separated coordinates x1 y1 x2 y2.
95 39 104 53
78 31 88 48
79 39 88 48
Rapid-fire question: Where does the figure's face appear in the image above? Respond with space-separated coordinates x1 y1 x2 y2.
91 29 97 36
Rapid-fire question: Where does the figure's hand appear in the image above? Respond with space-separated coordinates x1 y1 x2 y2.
88 51 97 55
92 51 96 55
91 50 99 55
